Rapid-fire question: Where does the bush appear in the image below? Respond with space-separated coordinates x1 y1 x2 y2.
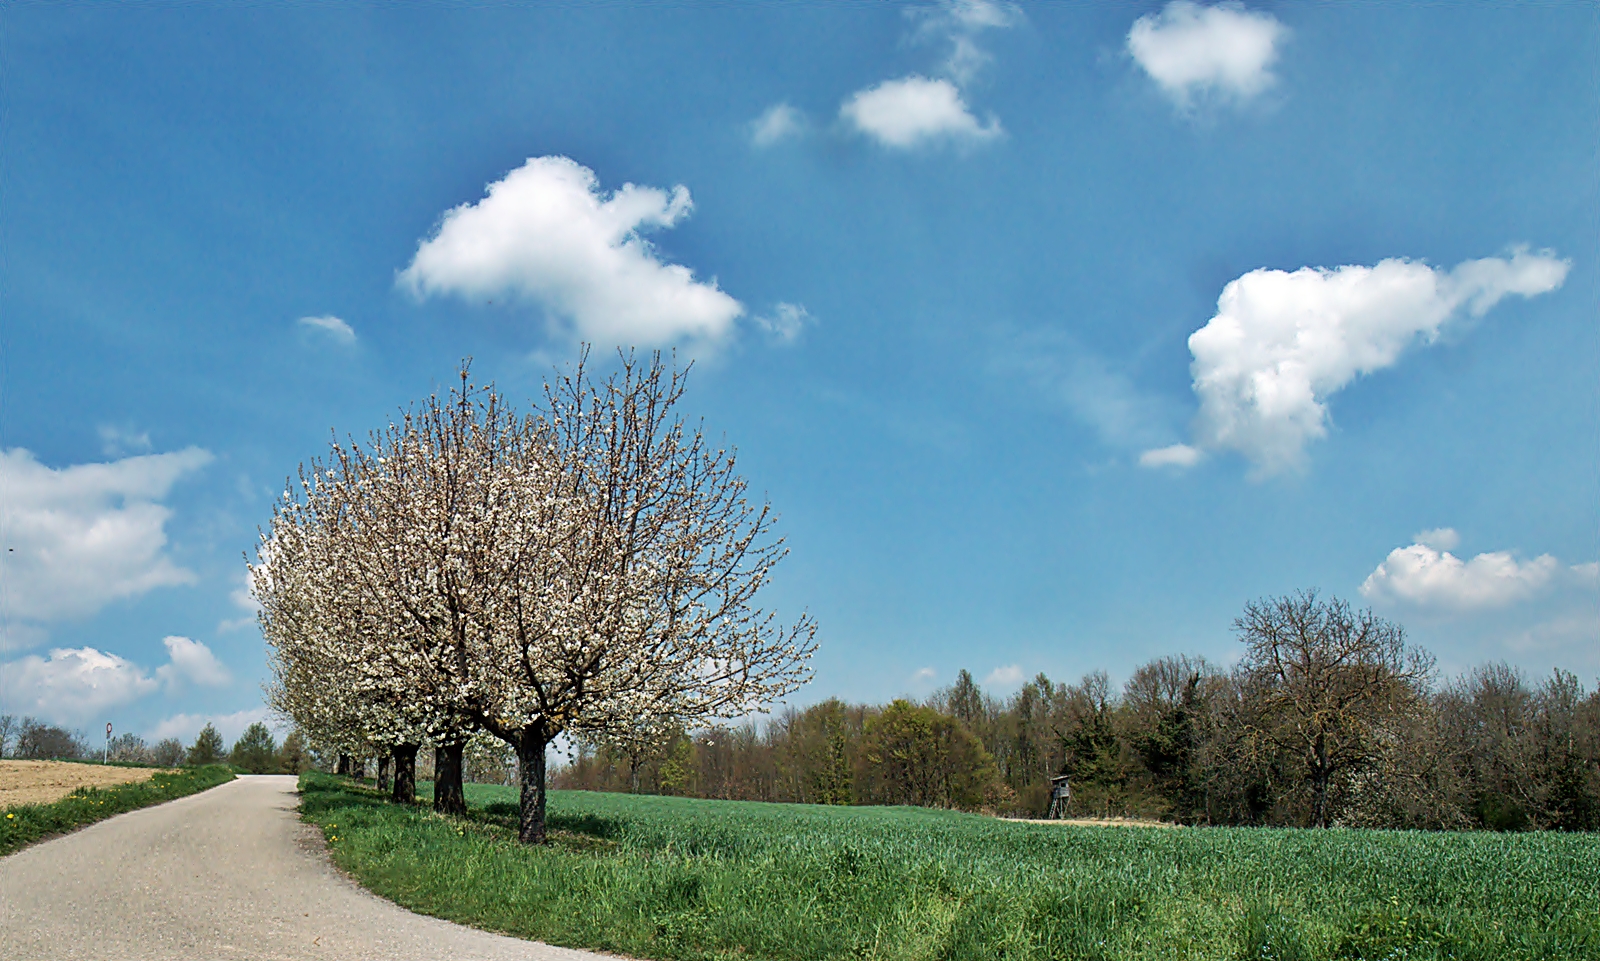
151 738 186 768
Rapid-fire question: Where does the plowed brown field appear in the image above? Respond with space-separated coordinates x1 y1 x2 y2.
0 759 169 808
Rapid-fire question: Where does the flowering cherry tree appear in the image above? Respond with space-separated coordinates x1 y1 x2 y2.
256 352 816 843
466 351 816 842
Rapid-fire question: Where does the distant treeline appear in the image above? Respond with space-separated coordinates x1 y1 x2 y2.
0 715 310 775
557 592 1600 831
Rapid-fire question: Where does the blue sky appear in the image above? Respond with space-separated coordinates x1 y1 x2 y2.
2 1 1595 746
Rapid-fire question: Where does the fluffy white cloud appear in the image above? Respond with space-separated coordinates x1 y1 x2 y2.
1360 531 1565 611
0 447 212 631
984 664 1024 688
1139 444 1203 469
399 156 743 346
148 707 275 746
1128 1 1287 107
1153 248 1568 476
154 635 231 688
754 302 811 343
0 638 232 726
0 647 158 724
841 76 1001 149
750 104 804 147
297 314 356 345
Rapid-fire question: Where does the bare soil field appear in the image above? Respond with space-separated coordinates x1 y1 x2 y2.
0 759 169 808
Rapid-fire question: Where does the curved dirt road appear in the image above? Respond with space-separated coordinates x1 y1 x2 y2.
0 775 609 961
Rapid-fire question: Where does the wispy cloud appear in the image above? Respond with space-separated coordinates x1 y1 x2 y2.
909 0 1023 85
97 425 152 458
753 302 812 344
750 103 805 147
297 314 356 345
989 328 1178 455
984 664 1024 689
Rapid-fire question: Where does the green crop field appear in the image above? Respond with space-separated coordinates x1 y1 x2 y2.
299 773 1598 961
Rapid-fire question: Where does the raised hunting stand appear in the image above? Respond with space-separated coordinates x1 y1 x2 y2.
1046 774 1072 819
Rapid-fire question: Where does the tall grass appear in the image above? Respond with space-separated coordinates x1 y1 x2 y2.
300 774 1599 961
1 765 235 856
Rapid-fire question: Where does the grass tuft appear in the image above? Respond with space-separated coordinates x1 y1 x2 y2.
1 764 236 857
299 774 1600 961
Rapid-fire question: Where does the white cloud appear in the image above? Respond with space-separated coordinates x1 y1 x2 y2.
148 707 275 746
754 302 811 343
1128 1 1287 108
154 636 231 688
1156 248 1568 476
0 447 212 633
399 156 743 346
297 314 356 345
0 647 159 724
841 76 1001 149
984 664 1024 688
750 104 804 147
1360 536 1564 611
1139 444 1204 469
0 637 233 725
910 666 938 686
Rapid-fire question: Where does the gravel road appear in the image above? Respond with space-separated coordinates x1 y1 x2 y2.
0 774 612 961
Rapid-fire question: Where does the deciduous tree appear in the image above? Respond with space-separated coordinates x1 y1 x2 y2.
1234 590 1431 827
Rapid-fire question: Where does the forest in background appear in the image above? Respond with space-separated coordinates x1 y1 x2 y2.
557 593 1600 832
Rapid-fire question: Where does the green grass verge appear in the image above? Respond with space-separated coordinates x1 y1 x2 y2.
299 773 1600 961
1 764 236 857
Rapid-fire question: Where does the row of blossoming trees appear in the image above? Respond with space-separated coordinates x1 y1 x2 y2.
252 353 815 843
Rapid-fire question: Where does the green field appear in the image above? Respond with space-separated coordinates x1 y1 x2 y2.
298 773 1599 961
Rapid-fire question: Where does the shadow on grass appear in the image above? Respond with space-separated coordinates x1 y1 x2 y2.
475 800 624 842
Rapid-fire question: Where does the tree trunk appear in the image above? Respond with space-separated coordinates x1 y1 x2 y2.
516 726 550 844
377 754 391 793
336 753 351 777
391 744 418 804
434 742 468 816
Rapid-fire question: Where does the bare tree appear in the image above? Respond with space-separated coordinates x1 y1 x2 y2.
1234 590 1431 827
